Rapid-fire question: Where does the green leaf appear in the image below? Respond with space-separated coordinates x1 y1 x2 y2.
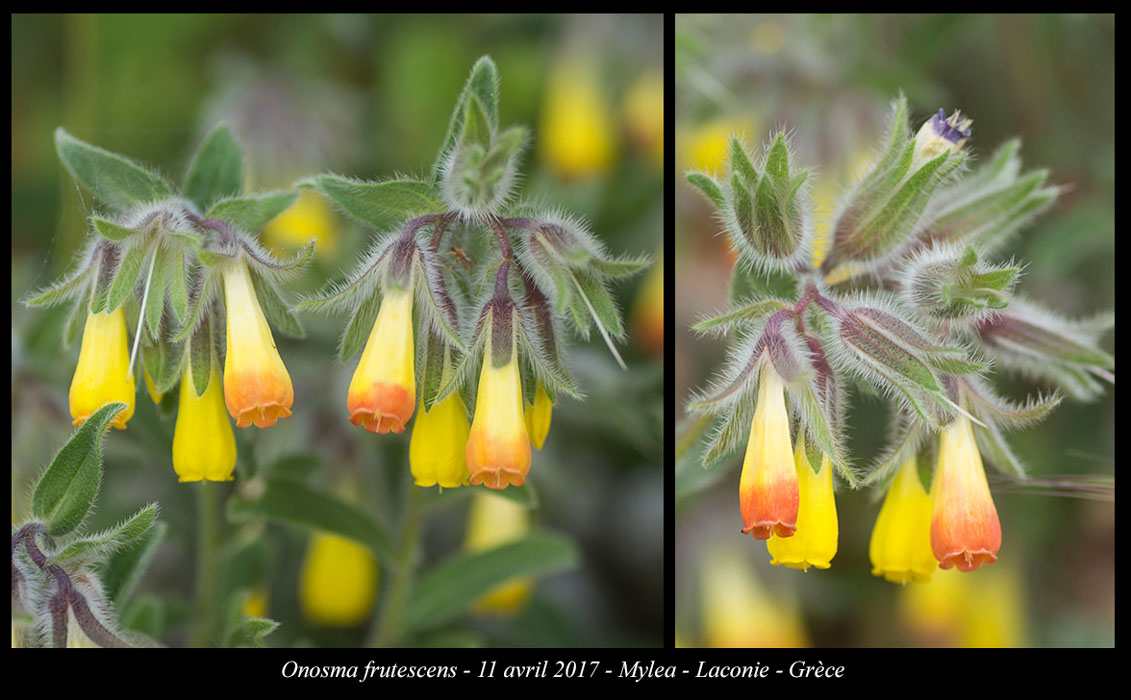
54 128 173 212
49 503 158 564
570 269 626 369
145 247 172 340
92 217 139 242
206 191 297 231
764 132 790 182
300 175 444 231
401 533 578 632
26 267 91 308
692 298 791 334
184 124 245 212
465 55 499 131
31 402 125 536
729 137 758 184
460 94 492 150
588 254 651 279
103 521 166 606
686 172 726 208
168 249 189 320
227 476 399 566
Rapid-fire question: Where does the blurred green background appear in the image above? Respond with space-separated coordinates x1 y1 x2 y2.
675 14 1113 648
11 13 664 647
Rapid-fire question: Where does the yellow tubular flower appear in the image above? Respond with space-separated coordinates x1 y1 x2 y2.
348 288 415 434
540 58 614 179
466 492 532 614
262 189 338 258
930 415 1001 572
767 437 838 570
466 333 531 490
739 361 799 540
172 363 237 483
870 456 938 584
410 392 471 488
69 307 135 430
222 260 294 429
299 532 378 627
523 381 552 451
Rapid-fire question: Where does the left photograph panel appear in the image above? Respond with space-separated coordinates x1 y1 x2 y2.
11 13 665 649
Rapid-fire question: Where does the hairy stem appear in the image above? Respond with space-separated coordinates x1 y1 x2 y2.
369 484 423 648
192 481 219 647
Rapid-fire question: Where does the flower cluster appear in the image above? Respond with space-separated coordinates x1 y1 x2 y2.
27 125 311 484
299 56 649 491
686 95 1113 581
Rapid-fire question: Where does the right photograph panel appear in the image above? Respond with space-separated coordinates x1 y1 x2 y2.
673 13 1114 648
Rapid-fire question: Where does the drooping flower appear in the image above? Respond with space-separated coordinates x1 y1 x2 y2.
222 259 294 428
466 327 531 490
930 414 1002 572
870 455 938 584
466 492 532 614
172 363 237 483
766 437 838 570
69 307 135 430
739 360 799 539
410 392 471 488
298 531 379 627
347 287 415 434
523 381 552 451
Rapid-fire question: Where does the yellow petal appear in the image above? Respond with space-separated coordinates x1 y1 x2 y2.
69 307 135 430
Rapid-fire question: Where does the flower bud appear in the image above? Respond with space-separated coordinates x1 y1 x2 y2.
766 437 838 570
173 363 237 482
299 531 379 627
222 260 294 428
410 391 471 488
930 414 1001 572
69 307 135 430
347 287 416 434
739 360 799 539
724 133 810 269
869 456 938 583
912 109 971 172
900 244 1017 324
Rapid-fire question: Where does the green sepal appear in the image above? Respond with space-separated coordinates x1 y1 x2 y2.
48 503 158 565
168 249 189 320
686 172 726 208
144 246 172 341
339 291 380 363
103 521 166 606
54 128 173 212
31 402 126 536
729 136 758 184
105 243 146 313
223 616 279 649
460 93 492 150
92 217 140 242
25 265 91 308
184 123 245 212
206 191 297 231
249 266 303 338
692 298 791 334
190 315 212 398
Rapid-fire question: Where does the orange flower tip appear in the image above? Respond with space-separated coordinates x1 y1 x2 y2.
347 383 415 434
349 410 409 434
469 469 527 490
234 404 293 429
937 549 998 572
743 521 796 540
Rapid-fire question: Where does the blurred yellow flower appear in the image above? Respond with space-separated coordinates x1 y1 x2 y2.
700 546 808 648
631 253 664 357
623 71 663 167
262 190 338 259
466 492 532 615
540 58 614 179
900 563 1027 647
69 307 135 430
242 585 269 619
299 532 379 627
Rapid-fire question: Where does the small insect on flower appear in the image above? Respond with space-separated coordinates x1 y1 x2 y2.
69 306 136 430
347 286 416 434
222 259 294 429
